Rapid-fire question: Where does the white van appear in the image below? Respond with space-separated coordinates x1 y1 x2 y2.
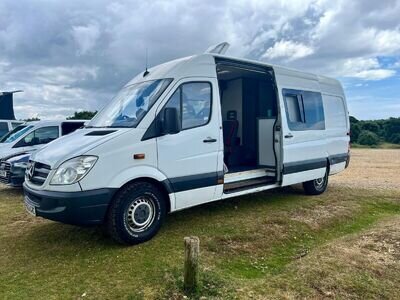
0 120 86 186
23 47 350 245
0 120 85 160
0 120 24 138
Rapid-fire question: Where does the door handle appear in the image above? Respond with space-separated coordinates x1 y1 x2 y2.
284 133 294 139
203 138 217 143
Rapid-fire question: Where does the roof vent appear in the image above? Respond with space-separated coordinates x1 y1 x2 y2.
205 42 230 55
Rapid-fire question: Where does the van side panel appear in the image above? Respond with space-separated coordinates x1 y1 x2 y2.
322 93 349 175
274 67 328 186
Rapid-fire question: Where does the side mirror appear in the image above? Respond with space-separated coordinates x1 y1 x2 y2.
161 107 180 135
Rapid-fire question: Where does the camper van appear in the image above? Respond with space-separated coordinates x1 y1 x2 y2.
23 47 350 245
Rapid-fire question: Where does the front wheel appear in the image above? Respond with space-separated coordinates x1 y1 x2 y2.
302 170 329 195
106 182 166 245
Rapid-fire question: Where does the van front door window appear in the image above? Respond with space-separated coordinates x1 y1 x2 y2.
162 82 212 130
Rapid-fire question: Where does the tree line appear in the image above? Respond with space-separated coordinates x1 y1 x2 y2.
24 111 97 122
350 116 400 146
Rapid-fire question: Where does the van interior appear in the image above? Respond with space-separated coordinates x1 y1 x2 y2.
216 60 279 192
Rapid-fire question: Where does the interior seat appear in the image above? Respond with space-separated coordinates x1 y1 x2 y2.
223 111 239 166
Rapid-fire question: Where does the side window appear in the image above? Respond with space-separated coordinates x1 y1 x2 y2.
162 82 212 130
303 91 325 130
181 83 211 129
283 89 325 131
285 94 304 123
283 90 306 130
34 126 59 144
323 95 347 129
0 122 9 137
16 126 59 147
163 88 181 121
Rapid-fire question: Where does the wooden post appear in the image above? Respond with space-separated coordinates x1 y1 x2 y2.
183 236 200 292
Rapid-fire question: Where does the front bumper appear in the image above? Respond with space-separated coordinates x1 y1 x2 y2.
23 183 117 225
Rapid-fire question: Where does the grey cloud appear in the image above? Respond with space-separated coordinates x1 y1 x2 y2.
0 0 399 120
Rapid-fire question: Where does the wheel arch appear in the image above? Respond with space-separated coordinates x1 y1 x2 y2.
107 176 174 217
326 157 331 176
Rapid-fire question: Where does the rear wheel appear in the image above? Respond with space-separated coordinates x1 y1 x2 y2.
303 169 329 195
106 181 166 245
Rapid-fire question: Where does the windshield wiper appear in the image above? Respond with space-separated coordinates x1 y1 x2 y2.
105 125 133 128
84 125 108 129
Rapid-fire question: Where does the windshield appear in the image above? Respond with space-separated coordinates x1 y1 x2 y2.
0 125 33 143
88 79 172 128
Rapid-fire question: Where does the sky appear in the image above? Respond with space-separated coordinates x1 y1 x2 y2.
0 0 399 121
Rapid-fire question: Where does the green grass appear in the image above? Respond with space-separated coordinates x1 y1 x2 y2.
0 185 400 299
351 142 400 149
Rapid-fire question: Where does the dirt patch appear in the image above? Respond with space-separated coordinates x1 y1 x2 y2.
289 216 400 299
330 149 400 191
289 203 356 229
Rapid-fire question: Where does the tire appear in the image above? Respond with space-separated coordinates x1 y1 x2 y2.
106 181 166 245
302 169 329 195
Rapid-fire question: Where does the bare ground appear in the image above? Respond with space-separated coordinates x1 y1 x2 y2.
330 148 400 190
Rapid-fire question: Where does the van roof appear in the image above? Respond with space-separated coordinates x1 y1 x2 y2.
24 120 87 126
125 53 344 95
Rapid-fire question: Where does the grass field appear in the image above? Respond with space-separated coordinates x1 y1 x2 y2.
351 142 400 149
0 149 399 299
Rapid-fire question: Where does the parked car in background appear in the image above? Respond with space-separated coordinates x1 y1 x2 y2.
0 152 30 187
0 120 85 186
0 120 24 138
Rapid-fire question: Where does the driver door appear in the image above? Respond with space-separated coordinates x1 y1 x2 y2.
156 78 221 210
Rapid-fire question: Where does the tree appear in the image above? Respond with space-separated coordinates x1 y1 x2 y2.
67 111 97 120
23 117 40 122
383 118 400 144
360 121 380 134
390 133 400 144
349 116 359 124
350 123 361 142
357 130 380 146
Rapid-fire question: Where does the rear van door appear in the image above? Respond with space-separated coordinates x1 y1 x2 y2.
323 94 349 174
280 87 327 186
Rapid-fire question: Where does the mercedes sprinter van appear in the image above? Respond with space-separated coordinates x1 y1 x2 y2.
23 46 350 245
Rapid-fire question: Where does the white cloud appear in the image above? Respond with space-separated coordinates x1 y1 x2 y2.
333 58 396 80
374 29 400 54
0 0 400 120
262 40 314 61
392 60 400 68
72 23 101 55
351 69 396 80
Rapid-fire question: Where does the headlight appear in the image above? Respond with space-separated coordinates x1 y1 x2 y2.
50 156 97 185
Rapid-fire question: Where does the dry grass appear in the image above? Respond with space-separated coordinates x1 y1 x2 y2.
0 149 400 299
275 216 400 299
330 148 400 190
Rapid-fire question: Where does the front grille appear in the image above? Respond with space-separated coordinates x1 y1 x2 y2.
0 161 11 184
27 160 51 186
